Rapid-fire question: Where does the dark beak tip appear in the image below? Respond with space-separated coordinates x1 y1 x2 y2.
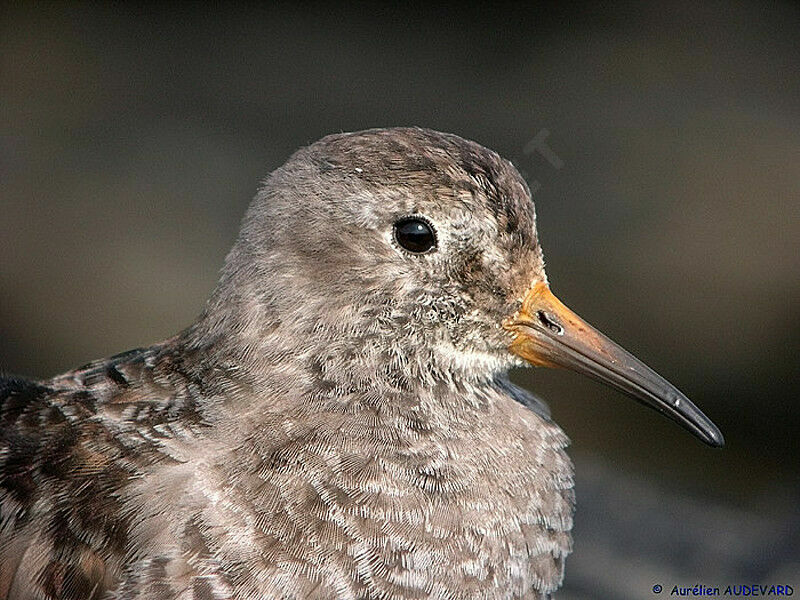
703 425 725 449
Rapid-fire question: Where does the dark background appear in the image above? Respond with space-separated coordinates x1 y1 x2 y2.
1 3 798 597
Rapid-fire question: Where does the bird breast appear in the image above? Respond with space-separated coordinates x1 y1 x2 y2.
122 383 574 599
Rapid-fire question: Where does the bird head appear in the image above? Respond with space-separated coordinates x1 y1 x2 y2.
210 127 722 447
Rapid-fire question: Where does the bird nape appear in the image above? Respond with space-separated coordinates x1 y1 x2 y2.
0 127 722 600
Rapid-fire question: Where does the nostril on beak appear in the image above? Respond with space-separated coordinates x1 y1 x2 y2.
536 310 564 335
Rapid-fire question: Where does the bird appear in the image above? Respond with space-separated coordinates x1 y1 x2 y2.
0 127 723 600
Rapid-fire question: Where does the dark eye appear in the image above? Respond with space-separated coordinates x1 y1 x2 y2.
393 217 437 254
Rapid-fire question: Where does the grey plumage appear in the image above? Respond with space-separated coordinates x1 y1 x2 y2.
0 127 720 599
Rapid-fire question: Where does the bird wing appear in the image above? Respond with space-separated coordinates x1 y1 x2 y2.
0 375 133 599
496 375 552 418
0 341 219 600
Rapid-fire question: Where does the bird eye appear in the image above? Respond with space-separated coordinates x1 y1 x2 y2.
393 217 437 254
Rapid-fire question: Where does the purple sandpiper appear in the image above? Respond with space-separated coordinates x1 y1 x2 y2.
0 128 722 599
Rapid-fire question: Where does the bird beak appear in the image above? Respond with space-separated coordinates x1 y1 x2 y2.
504 282 724 447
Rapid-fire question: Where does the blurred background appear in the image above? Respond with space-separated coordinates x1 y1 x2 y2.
1 2 798 597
